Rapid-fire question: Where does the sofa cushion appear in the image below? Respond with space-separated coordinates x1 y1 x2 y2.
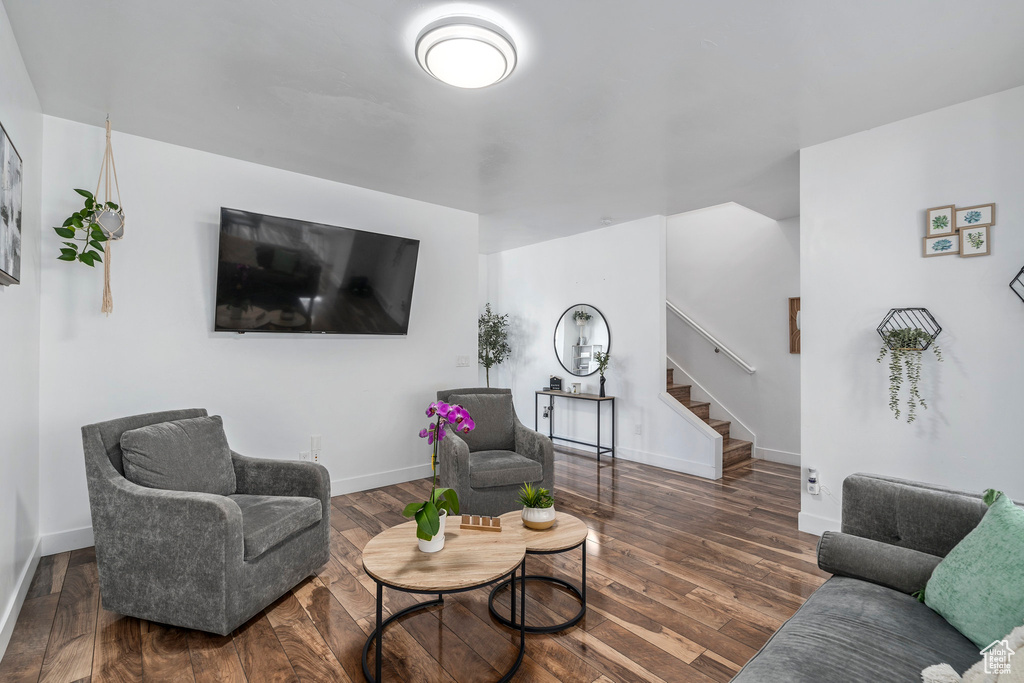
732 577 979 682
121 415 236 495
228 494 322 561
448 393 515 452
469 450 543 489
924 491 1024 648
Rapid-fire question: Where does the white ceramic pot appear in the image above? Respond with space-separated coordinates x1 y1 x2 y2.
417 509 447 553
522 505 556 530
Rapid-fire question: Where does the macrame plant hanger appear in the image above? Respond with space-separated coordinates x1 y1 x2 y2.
94 117 124 315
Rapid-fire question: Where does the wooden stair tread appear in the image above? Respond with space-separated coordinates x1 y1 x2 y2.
707 419 730 428
723 438 752 452
682 400 710 409
667 383 691 391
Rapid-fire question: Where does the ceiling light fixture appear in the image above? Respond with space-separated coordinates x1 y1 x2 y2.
416 17 516 89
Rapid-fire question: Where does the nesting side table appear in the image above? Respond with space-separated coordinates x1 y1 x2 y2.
488 511 589 633
361 520 527 682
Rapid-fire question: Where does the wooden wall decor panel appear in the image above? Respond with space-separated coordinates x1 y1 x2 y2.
789 296 801 354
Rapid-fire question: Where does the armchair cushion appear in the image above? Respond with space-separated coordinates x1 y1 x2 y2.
449 393 515 452
121 415 236 495
228 494 323 561
470 450 543 489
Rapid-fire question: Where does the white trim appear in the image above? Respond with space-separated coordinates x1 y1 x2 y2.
666 300 755 374
756 447 801 466
331 463 433 496
798 511 839 536
41 526 94 555
0 536 41 659
666 355 756 445
657 390 722 479
615 445 720 481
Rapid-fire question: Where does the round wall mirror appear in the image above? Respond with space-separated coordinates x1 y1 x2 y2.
553 304 610 377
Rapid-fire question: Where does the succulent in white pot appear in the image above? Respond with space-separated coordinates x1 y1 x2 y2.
518 482 555 530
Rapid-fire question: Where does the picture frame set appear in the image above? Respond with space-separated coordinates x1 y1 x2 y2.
923 203 994 258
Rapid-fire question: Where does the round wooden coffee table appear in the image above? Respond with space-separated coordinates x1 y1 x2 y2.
488 511 589 633
361 519 527 682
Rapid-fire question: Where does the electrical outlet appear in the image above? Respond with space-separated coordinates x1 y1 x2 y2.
299 450 311 462
311 435 322 463
456 355 470 367
634 424 642 435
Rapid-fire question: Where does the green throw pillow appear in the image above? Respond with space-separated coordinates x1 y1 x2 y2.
923 490 1024 648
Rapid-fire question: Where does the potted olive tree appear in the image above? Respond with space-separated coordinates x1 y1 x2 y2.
478 303 511 387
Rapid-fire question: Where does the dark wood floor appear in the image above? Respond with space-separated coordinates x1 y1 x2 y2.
0 451 826 682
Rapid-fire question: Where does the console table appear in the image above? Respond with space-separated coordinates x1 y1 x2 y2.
534 390 615 462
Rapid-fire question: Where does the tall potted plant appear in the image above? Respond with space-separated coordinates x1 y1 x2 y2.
403 401 475 552
478 303 510 387
593 351 610 397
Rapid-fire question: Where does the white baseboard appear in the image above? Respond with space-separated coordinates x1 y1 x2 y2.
755 447 800 466
0 536 41 660
798 511 839 536
41 526 94 556
331 463 433 496
616 446 719 481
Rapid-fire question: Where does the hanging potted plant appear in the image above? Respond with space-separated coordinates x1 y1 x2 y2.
403 401 475 552
518 482 555 530
877 328 942 423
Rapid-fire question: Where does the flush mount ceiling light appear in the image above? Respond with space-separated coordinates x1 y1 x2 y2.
416 17 516 88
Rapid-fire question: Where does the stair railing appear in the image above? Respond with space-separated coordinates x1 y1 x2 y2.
666 300 756 374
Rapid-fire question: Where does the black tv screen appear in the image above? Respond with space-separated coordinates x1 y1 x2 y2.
215 208 420 334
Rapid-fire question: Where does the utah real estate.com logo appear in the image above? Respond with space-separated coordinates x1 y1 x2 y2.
982 638 1015 675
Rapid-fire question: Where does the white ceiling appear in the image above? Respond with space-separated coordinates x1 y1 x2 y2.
7 1 1024 253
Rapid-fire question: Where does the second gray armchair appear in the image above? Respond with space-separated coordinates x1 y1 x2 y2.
436 387 554 516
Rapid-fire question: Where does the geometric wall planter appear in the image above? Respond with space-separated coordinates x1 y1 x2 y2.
1012 266 1024 305
877 308 942 350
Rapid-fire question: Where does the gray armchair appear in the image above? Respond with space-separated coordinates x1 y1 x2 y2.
436 388 554 516
82 409 330 635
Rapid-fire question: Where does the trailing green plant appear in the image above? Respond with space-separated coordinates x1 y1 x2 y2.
876 328 942 423
573 309 592 324
478 303 511 387
593 350 610 377
517 482 554 509
52 189 113 267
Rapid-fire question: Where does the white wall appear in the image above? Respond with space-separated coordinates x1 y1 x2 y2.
0 0 42 656
800 85 1024 534
485 216 718 478
38 116 479 552
666 203 801 463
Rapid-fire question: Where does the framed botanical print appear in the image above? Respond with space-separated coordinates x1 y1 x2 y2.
959 225 990 257
923 234 959 257
955 203 995 230
926 205 955 237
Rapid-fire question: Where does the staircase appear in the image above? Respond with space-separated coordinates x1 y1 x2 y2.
667 368 753 469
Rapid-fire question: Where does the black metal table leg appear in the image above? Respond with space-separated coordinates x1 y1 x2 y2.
597 400 601 463
375 581 382 682
487 541 587 634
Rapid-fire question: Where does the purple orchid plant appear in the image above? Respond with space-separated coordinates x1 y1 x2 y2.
403 401 476 541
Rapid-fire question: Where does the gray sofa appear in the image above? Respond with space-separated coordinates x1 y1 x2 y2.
82 409 330 635
436 388 554 516
733 473 1009 682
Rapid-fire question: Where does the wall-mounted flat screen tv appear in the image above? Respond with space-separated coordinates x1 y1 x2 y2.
215 208 420 334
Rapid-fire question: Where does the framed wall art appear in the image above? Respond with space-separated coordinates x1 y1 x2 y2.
926 205 955 237
955 203 995 230
0 119 23 286
959 225 990 257
923 234 959 257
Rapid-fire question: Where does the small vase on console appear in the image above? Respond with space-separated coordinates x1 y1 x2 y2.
600 376 606 398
